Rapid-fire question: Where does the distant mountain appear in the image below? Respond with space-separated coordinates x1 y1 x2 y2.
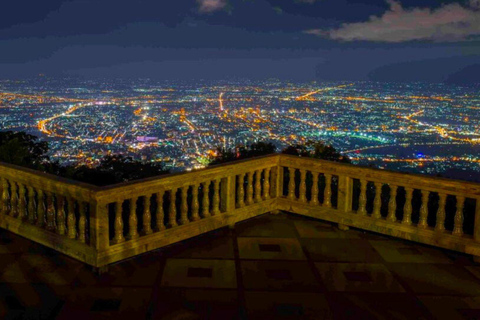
444 64 480 85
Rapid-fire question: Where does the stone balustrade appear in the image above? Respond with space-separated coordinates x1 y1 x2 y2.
1 154 480 268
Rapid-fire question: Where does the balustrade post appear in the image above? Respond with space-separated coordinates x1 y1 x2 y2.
143 195 153 234
402 188 413 226
474 197 480 245
11 182 18 217
1 178 10 214
18 184 26 219
67 197 76 239
254 170 262 203
90 200 109 250
387 185 397 222
191 186 200 221
453 196 465 236
262 168 270 200
287 167 295 200
358 179 367 215
56 196 66 235
372 182 382 219
113 201 125 244
202 182 210 217
78 202 87 243
246 172 254 205
324 174 333 208
156 191 166 231
299 169 307 203
27 186 36 224
36 190 45 227
237 174 245 208
180 186 189 223
168 190 177 228
435 193 446 232
311 172 319 206
419 190 429 228
46 192 56 231
212 180 220 215
128 197 139 239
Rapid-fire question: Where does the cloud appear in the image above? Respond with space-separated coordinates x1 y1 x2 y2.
306 0 480 42
197 0 228 13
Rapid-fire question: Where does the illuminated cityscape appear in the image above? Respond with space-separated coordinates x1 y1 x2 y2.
1 77 479 180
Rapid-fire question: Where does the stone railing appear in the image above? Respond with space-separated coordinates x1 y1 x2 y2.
1 154 480 268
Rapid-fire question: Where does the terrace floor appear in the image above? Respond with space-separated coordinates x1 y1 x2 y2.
1 212 480 319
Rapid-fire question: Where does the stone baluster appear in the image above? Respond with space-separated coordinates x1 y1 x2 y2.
27 186 36 224
372 182 382 219
435 193 446 232
36 190 45 227
128 197 139 239
112 201 124 243
358 179 367 215
212 180 220 215
46 192 56 231
246 172 254 205
67 197 76 239
262 168 271 200
168 190 177 228
156 191 166 231
10 182 18 217
202 182 210 217
78 202 87 243
56 195 66 235
180 186 189 224
18 184 27 219
143 195 153 234
387 185 397 222
237 174 245 208
453 195 465 236
324 174 332 207
254 170 262 203
288 167 296 200
191 185 200 221
309 172 319 206
418 190 429 228
402 187 413 225
299 169 307 203
1 178 10 214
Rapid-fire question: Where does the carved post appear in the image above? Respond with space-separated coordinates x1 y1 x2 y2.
36 189 45 227
180 186 189 224
1 178 10 214
18 184 26 219
237 174 245 208
262 168 271 200
387 185 397 222
311 172 319 206
202 182 210 217
435 193 446 232
67 197 76 239
143 195 153 234
212 180 220 215
358 179 367 215
324 174 332 207
246 172 254 205
78 202 87 243
191 185 200 221
372 182 382 219
254 170 262 203
168 190 177 228
46 192 56 231
288 167 295 200
128 197 139 239
418 190 429 228
113 201 125 243
402 187 413 225
10 182 18 217
56 195 66 235
453 195 465 236
27 186 36 224
156 191 166 231
299 169 307 203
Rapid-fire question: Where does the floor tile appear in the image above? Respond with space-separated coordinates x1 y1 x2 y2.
302 239 382 262
315 263 405 292
369 240 452 264
161 259 236 289
168 232 235 259
236 215 298 238
418 296 480 320
237 237 306 260
294 220 361 239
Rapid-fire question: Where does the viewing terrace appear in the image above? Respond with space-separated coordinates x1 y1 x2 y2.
1 154 480 318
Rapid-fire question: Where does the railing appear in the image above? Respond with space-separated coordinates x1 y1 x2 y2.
1 154 480 268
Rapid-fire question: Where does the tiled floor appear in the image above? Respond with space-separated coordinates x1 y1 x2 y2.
1 212 480 319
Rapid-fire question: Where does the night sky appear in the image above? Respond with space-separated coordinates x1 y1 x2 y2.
1 0 479 81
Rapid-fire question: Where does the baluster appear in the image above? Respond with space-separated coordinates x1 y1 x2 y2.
36 190 45 227
254 170 262 203
358 179 367 215
324 174 332 207
246 172 254 205
212 180 220 215
113 201 125 243
127 197 139 239
46 192 56 231
311 172 319 205
78 202 87 243
387 185 397 222
418 190 429 228
143 195 153 234
372 182 382 219
18 184 26 219
11 182 18 217
166 190 176 228
402 187 413 225
67 197 76 239
299 169 307 203
202 182 210 217
435 193 446 232
56 195 66 235
1 178 10 214
180 186 189 224
288 167 296 200
237 174 245 208
27 186 36 224
191 185 200 221
156 191 166 231
453 196 465 236
262 168 271 200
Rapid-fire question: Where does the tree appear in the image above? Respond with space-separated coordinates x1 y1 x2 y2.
0 131 49 169
282 140 350 163
209 142 277 165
